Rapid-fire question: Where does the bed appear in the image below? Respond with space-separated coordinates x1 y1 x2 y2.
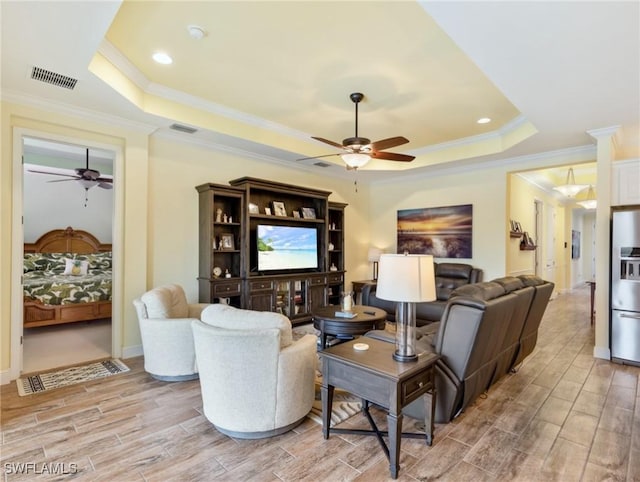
23 226 112 328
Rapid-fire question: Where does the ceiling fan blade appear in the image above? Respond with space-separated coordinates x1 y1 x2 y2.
311 136 345 150
369 136 409 152
28 170 78 178
96 177 113 183
47 178 81 183
99 182 113 190
296 153 341 162
371 151 415 162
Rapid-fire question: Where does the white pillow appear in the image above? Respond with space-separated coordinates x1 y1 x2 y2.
63 258 89 276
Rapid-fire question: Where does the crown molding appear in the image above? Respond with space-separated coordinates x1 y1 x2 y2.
372 144 596 185
152 129 352 179
98 40 312 142
0 89 157 134
407 115 530 156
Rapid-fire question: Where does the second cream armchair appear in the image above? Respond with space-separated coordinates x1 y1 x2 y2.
192 304 317 439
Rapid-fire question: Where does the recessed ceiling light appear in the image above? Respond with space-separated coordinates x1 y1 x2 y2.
152 52 173 65
187 25 207 40
477 117 491 124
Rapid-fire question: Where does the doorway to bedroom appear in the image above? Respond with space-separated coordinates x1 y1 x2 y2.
22 136 115 374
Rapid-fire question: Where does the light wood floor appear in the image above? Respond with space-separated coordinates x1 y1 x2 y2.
2 286 639 481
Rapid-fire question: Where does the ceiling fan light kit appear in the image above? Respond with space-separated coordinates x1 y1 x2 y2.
341 152 371 168
27 148 113 206
300 92 416 169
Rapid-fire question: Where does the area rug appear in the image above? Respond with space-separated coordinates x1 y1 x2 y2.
308 384 362 427
292 325 363 426
17 359 130 396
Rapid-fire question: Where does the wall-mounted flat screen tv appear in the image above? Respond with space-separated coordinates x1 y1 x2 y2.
257 224 318 271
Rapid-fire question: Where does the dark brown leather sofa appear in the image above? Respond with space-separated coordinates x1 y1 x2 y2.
365 274 554 423
361 262 483 326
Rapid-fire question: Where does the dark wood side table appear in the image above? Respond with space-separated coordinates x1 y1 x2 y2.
320 337 439 479
351 279 377 304
312 305 386 349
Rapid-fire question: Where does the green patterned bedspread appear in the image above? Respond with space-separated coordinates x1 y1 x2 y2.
23 252 112 305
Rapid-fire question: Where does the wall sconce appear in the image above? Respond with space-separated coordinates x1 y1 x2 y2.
367 247 383 280
376 253 436 362
553 167 588 198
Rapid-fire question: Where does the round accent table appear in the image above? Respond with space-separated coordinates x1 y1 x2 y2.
312 305 387 349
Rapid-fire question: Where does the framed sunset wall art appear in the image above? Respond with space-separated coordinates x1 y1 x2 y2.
397 204 473 258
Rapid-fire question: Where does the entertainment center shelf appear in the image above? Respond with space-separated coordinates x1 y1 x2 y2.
196 177 346 324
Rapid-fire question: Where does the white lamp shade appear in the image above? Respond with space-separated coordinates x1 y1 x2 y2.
78 179 99 189
376 254 436 303
341 152 371 168
367 247 383 262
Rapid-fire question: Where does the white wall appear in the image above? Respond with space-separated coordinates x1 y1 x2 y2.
23 166 114 243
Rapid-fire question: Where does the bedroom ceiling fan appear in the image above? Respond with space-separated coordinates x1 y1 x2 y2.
28 148 113 206
28 148 113 190
298 92 415 169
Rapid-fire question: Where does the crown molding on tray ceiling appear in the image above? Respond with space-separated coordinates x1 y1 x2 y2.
98 40 311 142
1 89 157 135
97 39 538 170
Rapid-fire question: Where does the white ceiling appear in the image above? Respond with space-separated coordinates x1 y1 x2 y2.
1 1 638 181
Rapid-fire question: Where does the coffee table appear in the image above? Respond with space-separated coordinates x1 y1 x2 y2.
312 304 387 349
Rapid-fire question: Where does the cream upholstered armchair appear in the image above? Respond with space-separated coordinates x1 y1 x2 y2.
192 304 317 439
133 284 209 381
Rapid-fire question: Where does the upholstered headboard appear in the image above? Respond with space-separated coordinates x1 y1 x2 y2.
24 226 112 254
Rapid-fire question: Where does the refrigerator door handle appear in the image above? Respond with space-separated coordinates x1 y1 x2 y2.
620 312 640 320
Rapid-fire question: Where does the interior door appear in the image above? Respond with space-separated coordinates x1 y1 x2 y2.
544 204 557 283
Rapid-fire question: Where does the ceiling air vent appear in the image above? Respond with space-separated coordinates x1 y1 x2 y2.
170 123 198 134
31 66 78 90
314 161 331 168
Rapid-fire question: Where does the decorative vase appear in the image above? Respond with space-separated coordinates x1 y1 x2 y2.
341 291 354 312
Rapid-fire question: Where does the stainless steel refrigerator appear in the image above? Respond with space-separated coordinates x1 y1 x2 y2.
611 206 640 365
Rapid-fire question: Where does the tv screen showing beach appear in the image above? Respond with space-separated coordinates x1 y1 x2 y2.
257 225 318 271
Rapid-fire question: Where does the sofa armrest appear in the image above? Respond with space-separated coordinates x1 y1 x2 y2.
470 268 483 283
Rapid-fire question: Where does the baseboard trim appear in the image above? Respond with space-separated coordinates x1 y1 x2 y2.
122 344 143 359
593 345 610 360
0 369 13 385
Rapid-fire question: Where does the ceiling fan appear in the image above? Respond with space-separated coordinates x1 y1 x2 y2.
299 92 415 169
28 148 113 190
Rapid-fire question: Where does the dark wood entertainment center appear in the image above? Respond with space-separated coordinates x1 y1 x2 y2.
196 177 346 324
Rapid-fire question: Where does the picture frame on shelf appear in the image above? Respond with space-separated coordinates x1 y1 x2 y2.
272 201 287 217
248 203 259 214
293 210 301 218
220 233 235 250
264 207 272 215
301 207 316 219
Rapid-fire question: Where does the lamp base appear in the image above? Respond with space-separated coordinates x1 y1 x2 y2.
393 352 418 362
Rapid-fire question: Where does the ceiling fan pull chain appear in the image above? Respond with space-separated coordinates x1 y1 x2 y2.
84 188 89 207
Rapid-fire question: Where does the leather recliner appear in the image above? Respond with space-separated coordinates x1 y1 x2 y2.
365 274 554 423
361 262 483 326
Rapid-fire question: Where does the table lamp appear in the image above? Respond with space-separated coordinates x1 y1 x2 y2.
367 247 383 280
376 253 436 362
